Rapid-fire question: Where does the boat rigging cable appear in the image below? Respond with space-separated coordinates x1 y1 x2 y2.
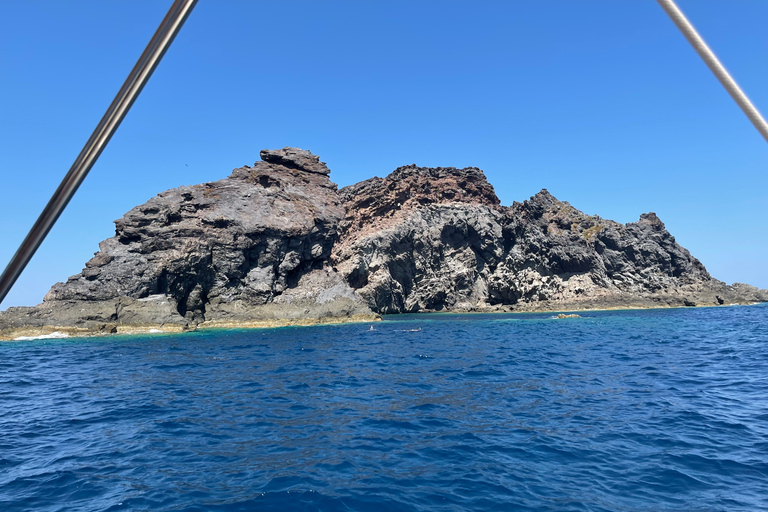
655 0 768 143
0 0 765 306
0 0 198 305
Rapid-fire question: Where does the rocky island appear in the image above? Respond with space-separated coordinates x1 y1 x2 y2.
1 148 765 339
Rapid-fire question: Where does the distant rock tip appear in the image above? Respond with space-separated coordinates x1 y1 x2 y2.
260 147 330 175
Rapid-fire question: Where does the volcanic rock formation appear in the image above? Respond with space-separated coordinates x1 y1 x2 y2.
333 166 765 313
1 147 765 339
0 148 376 339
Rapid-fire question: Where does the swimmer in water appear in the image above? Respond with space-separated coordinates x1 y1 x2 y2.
368 325 374 331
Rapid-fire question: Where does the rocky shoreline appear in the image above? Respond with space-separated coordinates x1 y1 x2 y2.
3 303 765 342
1 313 381 341
2 147 766 340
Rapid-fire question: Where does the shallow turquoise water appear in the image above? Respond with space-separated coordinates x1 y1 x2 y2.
2 305 767 511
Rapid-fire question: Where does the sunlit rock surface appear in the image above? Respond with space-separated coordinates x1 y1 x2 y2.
2 147 765 339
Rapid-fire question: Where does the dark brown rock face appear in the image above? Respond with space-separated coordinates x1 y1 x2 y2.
0 148 375 338
1 148 766 339
46 149 343 317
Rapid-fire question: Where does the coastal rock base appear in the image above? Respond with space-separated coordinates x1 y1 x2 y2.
0 314 380 342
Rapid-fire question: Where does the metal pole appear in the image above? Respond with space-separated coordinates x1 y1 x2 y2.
656 0 768 144
0 0 198 306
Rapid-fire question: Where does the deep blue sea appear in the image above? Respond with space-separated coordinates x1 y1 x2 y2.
2 305 767 512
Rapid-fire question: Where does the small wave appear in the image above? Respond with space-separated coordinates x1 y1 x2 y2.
13 332 69 341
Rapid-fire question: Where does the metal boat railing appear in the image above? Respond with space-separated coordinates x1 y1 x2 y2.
0 0 198 305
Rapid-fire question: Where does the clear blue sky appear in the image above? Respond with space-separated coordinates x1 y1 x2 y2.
1 1 766 308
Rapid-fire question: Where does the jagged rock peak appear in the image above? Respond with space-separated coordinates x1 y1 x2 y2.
336 163 502 242
259 147 330 175
512 188 571 221
636 212 664 229
527 188 560 207
387 163 488 183
340 164 501 209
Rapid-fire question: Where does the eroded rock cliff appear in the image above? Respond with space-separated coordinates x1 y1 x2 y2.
0 148 376 339
1 148 765 339
333 165 766 313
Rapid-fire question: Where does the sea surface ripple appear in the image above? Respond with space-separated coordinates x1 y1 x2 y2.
2 305 767 511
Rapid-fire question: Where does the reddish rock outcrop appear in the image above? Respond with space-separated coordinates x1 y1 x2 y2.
332 165 767 313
